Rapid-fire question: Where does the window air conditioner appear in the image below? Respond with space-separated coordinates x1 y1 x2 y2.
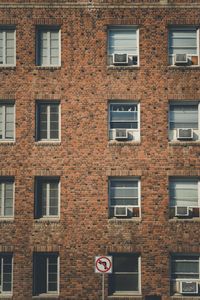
113 53 128 64
175 206 189 217
115 129 128 140
177 128 193 140
180 281 198 294
114 206 128 217
175 54 188 64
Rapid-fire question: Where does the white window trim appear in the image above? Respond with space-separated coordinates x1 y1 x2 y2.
0 103 15 142
108 101 140 141
36 28 61 67
0 29 16 67
36 178 60 220
46 256 59 294
108 26 139 67
36 102 61 142
109 177 141 219
0 255 13 295
171 255 200 283
169 101 200 142
169 178 200 209
168 27 199 66
0 180 14 219
111 254 141 296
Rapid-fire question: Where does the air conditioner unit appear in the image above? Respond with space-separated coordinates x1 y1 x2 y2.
180 281 198 294
113 53 128 64
115 129 128 140
175 54 188 64
114 206 128 217
175 206 189 217
177 128 193 140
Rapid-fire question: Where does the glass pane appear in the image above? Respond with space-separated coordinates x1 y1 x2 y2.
114 255 138 272
2 282 11 292
111 111 138 122
111 274 138 292
110 188 138 198
48 273 57 282
110 198 138 206
109 28 137 54
6 56 14 65
48 282 57 292
50 57 59 65
110 122 138 129
175 261 198 273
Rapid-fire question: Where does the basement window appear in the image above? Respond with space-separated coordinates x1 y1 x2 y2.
33 253 59 296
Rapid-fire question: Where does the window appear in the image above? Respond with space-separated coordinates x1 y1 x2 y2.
33 253 59 296
0 254 13 295
109 178 140 218
108 26 139 66
171 255 200 295
169 178 200 218
36 102 60 141
169 102 199 141
169 27 198 66
35 177 60 219
0 28 15 66
109 253 140 295
0 179 14 218
37 27 60 67
109 102 140 141
0 103 15 141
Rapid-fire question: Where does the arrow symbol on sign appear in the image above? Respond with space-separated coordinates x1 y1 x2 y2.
98 260 107 270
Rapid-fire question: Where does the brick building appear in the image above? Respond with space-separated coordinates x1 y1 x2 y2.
0 0 200 299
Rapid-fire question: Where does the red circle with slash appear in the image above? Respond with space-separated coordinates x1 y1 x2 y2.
96 256 112 273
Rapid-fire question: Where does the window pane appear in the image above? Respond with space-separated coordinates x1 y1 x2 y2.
170 180 198 206
170 104 198 129
112 274 138 292
110 122 138 129
109 28 137 55
2 282 11 292
114 255 138 273
169 29 197 55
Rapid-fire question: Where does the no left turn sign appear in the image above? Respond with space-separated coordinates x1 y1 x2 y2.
95 256 112 273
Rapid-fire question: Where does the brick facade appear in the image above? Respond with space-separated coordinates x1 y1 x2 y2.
0 0 200 299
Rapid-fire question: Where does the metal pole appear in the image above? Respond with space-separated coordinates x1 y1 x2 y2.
102 273 104 300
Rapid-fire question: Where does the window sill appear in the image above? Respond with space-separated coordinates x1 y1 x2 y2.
109 217 141 224
32 295 59 299
0 218 14 222
107 65 139 71
34 218 60 223
35 66 61 70
171 296 200 300
169 217 200 222
169 141 200 146
0 141 15 145
108 294 142 299
0 66 16 70
35 141 61 146
168 65 200 70
0 295 13 299
108 141 141 146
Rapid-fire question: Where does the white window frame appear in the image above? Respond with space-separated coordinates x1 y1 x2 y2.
36 27 61 67
108 101 140 141
0 254 13 295
169 178 200 216
46 256 59 294
0 102 15 142
36 102 61 142
168 27 199 66
171 254 200 295
169 101 200 141
109 177 141 218
108 26 139 66
0 28 16 67
0 180 14 219
33 253 59 296
35 178 60 219
109 253 141 296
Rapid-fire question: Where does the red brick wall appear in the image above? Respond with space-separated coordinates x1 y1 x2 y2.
0 2 200 299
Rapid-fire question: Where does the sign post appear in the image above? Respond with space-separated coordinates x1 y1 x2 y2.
95 256 112 300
